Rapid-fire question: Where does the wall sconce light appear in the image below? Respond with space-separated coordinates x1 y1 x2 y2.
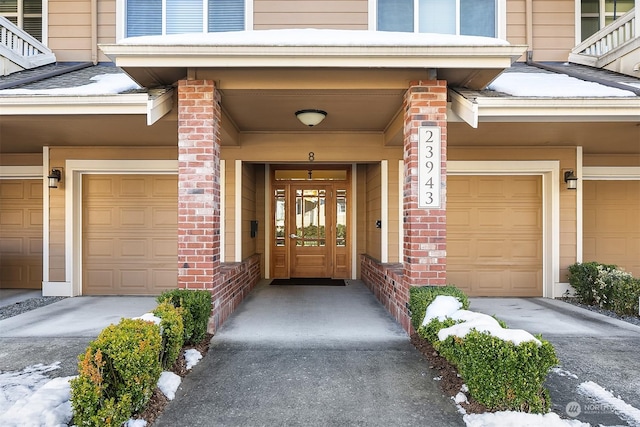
295 109 327 127
564 170 578 190
48 168 62 188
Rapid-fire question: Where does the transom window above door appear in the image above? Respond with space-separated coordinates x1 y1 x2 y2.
377 0 500 38
124 0 245 38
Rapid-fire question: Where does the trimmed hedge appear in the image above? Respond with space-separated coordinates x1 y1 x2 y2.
153 301 185 369
157 289 212 345
409 285 470 330
568 262 640 316
411 287 558 413
70 318 162 427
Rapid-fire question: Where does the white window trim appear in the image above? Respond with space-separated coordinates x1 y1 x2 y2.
371 0 506 39
447 160 560 298
64 159 178 296
116 0 251 41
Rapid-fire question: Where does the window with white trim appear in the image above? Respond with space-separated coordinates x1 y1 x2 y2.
0 0 42 41
377 0 498 38
580 0 634 41
125 0 244 38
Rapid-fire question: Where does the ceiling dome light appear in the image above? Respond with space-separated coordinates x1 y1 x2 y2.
295 109 327 127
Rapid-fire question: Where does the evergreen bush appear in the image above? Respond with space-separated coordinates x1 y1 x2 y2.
157 289 212 344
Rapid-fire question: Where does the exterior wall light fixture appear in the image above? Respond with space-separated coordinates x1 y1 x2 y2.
295 109 327 127
48 168 62 188
564 170 578 190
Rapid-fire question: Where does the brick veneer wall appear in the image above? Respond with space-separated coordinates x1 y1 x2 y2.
360 255 409 332
209 255 262 332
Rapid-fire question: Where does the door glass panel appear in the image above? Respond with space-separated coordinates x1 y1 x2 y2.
274 189 286 247
296 189 326 247
336 189 347 247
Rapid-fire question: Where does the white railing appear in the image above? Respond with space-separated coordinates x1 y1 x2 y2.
572 8 635 57
0 16 55 72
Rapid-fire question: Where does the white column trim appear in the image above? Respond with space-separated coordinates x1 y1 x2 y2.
220 160 226 263
381 160 389 263
42 148 50 288
583 166 640 179
264 164 271 279
448 160 560 298
235 160 242 263
352 163 358 279
64 159 178 296
576 147 583 263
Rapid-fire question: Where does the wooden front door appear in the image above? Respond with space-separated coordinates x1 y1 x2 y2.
271 169 350 279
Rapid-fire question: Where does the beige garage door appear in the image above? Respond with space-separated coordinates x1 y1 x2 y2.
83 174 177 295
584 180 640 276
0 180 43 289
447 175 543 297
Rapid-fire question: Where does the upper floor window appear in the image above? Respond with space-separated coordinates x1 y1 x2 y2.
377 0 497 38
0 0 42 41
125 0 245 38
580 0 634 41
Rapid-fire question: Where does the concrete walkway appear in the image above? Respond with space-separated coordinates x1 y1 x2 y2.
471 297 640 426
154 281 464 427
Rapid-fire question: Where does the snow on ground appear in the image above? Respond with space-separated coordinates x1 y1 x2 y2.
578 381 640 426
0 352 202 426
552 367 579 379
185 348 203 370
463 411 591 427
424 295 541 345
488 72 637 97
0 74 140 96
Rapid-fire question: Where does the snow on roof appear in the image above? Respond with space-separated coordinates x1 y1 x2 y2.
0 74 140 96
488 72 637 97
118 28 512 47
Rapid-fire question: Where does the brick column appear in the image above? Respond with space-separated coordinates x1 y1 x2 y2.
402 80 447 290
177 79 221 291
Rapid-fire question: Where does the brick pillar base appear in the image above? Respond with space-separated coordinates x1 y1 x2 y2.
402 80 448 291
177 79 221 291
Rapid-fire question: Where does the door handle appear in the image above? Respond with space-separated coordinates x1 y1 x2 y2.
289 234 299 238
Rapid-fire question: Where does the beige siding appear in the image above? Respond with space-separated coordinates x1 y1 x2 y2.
0 180 43 289
506 0 527 47
584 154 640 167
48 0 115 62
356 165 367 278
224 161 236 263
365 163 381 261
253 0 368 29
0 154 42 166
255 165 266 277
531 0 575 61
387 160 400 263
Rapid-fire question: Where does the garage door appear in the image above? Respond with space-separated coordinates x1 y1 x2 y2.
584 180 640 276
0 180 43 289
83 175 177 295
447 175 543 296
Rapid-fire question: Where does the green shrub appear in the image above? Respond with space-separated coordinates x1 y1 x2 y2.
416 295 558 413
153 302 185 369
70 318 162 427
568 262 638 316
443 330 557 412
157 289 212 345
409 285 469 330
610 276 640 316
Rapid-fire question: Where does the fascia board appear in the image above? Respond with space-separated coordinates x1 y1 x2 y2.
100 44 527 69
147 89 174 125
0 94 149 115
448 89 478 128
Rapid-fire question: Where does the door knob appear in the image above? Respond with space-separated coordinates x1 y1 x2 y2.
289 234 299 238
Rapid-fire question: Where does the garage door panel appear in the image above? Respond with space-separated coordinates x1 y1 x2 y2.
447 175 542 297
0 180 43 289
584 181 640 276
83 175 178 295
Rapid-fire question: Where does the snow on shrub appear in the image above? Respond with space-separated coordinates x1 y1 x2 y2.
413 291 558 413
409 285 470 330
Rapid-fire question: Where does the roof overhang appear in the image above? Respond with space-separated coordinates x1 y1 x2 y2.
449 88 640 127
100 42 527 90
0 89 174 125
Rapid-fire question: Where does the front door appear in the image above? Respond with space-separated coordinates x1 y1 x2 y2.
271 168 350 279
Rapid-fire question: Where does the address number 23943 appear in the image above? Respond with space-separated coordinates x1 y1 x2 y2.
418 126 441 208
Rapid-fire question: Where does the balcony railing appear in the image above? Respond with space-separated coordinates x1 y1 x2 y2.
0 16 56 75
569 8 637 70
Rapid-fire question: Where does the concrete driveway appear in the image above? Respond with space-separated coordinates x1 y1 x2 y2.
471 297 640 426
0 296 157 377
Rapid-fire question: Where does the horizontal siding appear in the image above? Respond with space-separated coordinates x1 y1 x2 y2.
254 0 367 29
